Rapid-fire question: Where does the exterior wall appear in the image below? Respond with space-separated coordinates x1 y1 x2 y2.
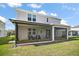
36 15 60 24
18 24 51 40
16 9 60 25
0 21 6 37
16 10 26 20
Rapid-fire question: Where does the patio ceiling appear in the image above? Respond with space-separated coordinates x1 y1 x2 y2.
9 19 70 27
10 19 51 26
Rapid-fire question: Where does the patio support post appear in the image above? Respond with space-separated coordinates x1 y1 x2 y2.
70 31 73 37
67 28 69 40
52 26 54 41
15 23 18 47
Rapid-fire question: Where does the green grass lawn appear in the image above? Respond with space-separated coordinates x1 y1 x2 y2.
0 36 79 56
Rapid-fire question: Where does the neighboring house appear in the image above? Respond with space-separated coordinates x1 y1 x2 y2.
0 20 6 37
69 25 79 36
10 8 70 44
6 30 15 36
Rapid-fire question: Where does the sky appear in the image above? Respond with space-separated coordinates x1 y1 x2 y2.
0 3 79 30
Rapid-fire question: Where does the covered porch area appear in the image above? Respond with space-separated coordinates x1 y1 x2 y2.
11 20 52 44
11 20 69 46
17 24 52 43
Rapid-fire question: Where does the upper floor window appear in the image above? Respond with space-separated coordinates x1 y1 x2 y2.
28 14 32 21
47 18 48 22
28 14 36 22
33 15 36 21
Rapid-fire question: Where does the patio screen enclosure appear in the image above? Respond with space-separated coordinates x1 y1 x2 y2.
54 27 67 40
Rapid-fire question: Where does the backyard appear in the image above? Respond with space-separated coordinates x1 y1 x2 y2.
0 36 79 56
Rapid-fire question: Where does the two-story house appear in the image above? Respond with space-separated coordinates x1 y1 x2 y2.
0 20 6 37
10 8 70 45
69 25 79 37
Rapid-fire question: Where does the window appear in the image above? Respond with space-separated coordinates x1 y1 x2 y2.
28 14 32 21
33 29 36 35
28 14 36 21
28 28 31 35
28 28 36 35
28 28 31 31
33 15 36 21
47 18 48 22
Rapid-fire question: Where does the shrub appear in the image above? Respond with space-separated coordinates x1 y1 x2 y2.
69 36 79 40
0 35 15 45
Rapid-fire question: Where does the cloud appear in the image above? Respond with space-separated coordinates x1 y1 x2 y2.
63 11 79 20
61 19 69 25
38 10 47 15
0 4 6 8
0 0 22 7
7 3 22 7
50 13 58 17
72 8 76 11
5 0 22 7
61 4 77 11
27 4 42 8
